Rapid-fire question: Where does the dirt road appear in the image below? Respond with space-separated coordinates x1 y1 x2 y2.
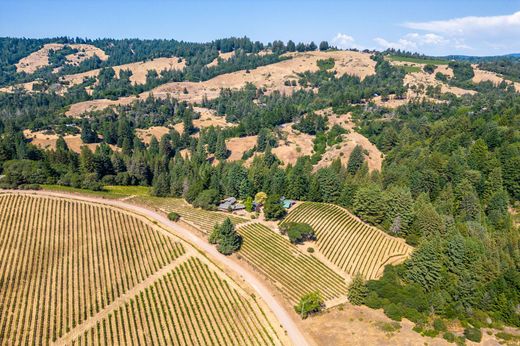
9 190 309 346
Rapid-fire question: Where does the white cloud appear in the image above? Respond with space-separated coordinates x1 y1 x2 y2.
404 11 520 37
374 33 448 51
332 33 359 49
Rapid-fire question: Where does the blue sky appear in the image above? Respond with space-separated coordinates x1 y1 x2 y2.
1 0 520 56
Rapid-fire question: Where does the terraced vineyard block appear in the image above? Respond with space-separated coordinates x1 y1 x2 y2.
281 202 413 280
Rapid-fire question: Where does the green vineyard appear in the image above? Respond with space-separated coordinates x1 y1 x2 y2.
73 257 280 346
237 223 349 303
281 202 413 280
132 196 246 233
0 193 285 346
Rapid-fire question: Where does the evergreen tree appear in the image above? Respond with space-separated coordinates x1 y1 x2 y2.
80 118 98 144
287 161 309 200
263 194 286 220
319 41 330 51
209 218 242 255
315 168 341 203
286 40 296 52
151 172 170 196
347 145 365 175
348 273 368 305
215 132 228 160
405 237 443 291
353 185 385 225
384 186 414 234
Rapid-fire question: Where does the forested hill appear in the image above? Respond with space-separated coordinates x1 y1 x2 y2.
0 37 519 335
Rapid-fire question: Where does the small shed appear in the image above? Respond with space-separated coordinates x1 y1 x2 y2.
280 197 295 209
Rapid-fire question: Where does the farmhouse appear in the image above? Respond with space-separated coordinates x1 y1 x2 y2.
218 197 246 212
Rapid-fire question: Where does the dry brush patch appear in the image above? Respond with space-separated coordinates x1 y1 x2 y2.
281 202 413 280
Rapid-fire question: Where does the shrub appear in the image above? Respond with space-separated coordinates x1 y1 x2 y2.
433 318 447 332
464 327 482 343
167 212 180 222
384 303 404 321
317 58 335 71
443 331 455 343
280 222 315 244
365 291 383 309
423 64 436 74
18 184 42 190
422 329 439 338
294 291 324 319
307 247 315 253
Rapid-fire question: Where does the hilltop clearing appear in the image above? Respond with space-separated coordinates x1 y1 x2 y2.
206 50 236 67
15 43 108 74
61 56 186 87
22 129 119 153
315 109 383 171
134 107 235 143
64 50 377 116
3 57 186 95
225 108 383 171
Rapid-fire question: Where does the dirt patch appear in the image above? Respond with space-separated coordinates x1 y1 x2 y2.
271 123 314 166
383 60 476 108
135 126 171 144
65 96 137 116
193 106 236 130
226 135 258 161
303 304 451 346
206 51 235 68
23 129 118 153
16 43 108 74
314 109 383 171
472 65 520 92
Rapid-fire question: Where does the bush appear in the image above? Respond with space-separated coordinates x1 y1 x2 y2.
280 222 315 244
167 212 180 222
433 318 447 332
384 303 404 321
423 64 436 74
294 291 324 319
317 58 335 71
365 291 383 309
464 327 482 342
443 332 455 343
307 247 315 253
18 184 42 190
422 329 439 338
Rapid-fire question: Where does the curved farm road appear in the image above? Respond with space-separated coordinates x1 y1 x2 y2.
11 190 309 346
